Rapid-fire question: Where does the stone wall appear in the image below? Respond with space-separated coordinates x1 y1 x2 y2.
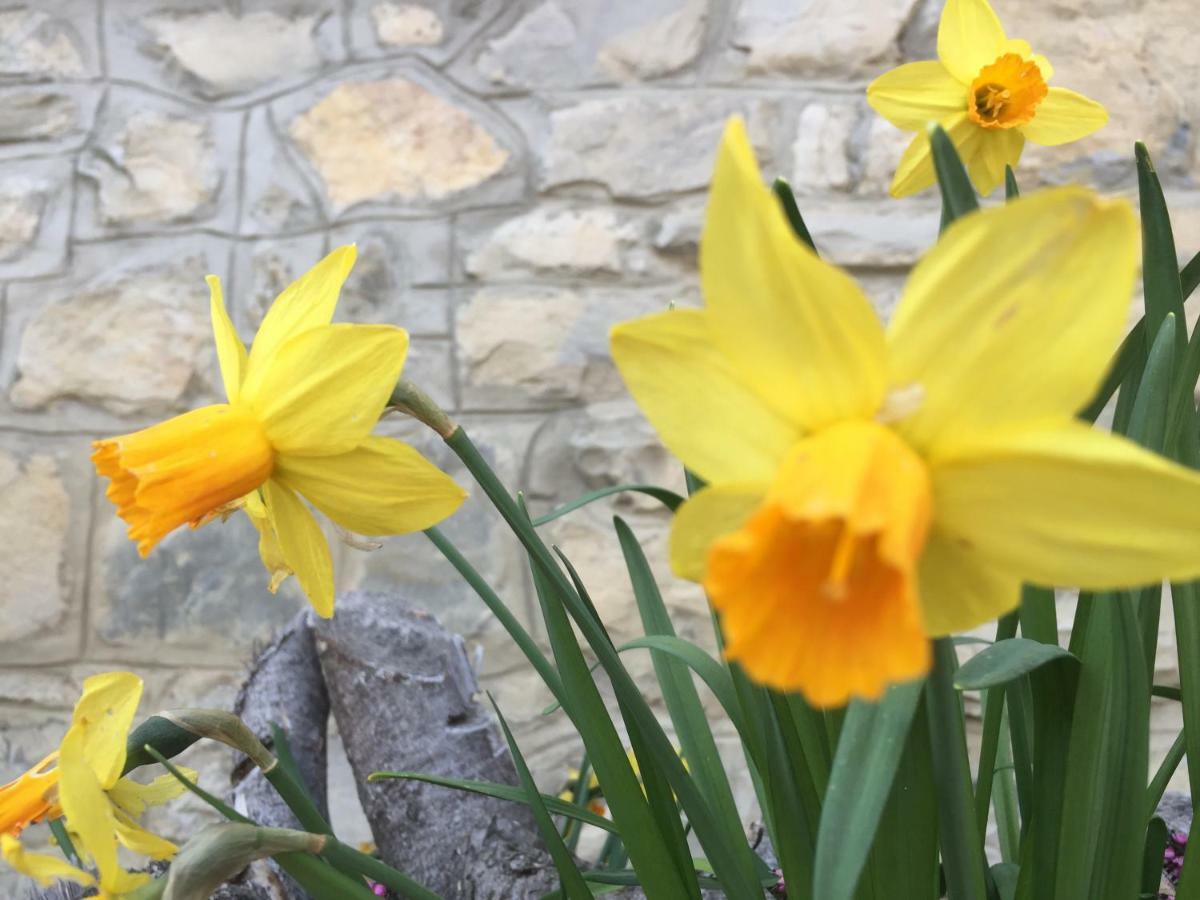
1 0 1198 886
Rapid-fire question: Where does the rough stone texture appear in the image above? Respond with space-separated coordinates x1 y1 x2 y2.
540 94 784 198
1 1 1200 895
9 257 213 414
313 591 561 898
288 77 511 211
0 452 70 644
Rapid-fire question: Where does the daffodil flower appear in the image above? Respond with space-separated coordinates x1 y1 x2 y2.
866 0 1107 197
0 672 191 896
611 119 1200 706
93 246 467 616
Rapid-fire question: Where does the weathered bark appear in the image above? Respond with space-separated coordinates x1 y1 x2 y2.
229 613 330 900
312 590 561 899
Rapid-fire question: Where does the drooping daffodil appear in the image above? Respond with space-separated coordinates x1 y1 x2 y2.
0 671 192 896
611 118 1200 707
92 246 467 616
867 0 1107 197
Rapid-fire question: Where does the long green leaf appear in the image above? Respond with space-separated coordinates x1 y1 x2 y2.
813 679 923 900
1141 817 1169 899
614 516 744 842
1146 729 1186 819
1054 593 1149 900
618 635 748 737
925 638 987 900
973 614 1018 841
528 533 695 898
858 696 939 900
954 638 1077 690
773 177 817 252
1136 142 1186 353
533 485 684 526
488 694 592 899
369 771 617 833
930 123 979 229
451 426 765 899
1018 584 1058 645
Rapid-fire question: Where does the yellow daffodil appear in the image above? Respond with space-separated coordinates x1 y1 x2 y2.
611 119 1200 707
866 0 1107 197
0 672 191 896
93 246 467 616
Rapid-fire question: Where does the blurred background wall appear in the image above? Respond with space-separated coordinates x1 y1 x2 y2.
0 0 1196 885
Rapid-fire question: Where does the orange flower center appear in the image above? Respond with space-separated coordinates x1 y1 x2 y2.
0 752 60 837
704 420 933 707
92 404 275 557
967 53 1047 129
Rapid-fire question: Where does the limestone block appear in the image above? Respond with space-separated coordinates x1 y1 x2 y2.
0 85 100 156
470 0 705 90
104 0 343 100
347 0 503 65
791 101 860 193
281 72 518 214
0 156 71 278
539 94 784 199
462 205 648 280
0 3 96 81
8 252 217 415
723 0 920 78
78 89 240 235
455 285 697 410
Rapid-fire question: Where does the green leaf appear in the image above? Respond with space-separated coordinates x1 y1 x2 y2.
1018 584 1058 645
857 697 940 900
488 694 592 900
1146 729 1186 819
527 533 696 898
532 485 684 526
1182 248 1200 300
973 613 1018 840
1172 578 1200 899
424 525 564 702
773 177 817 252
1079 320 1147 425
930 123 979 229
369 771 617 833
123 715 200 774
1053 594 1149 900
1014 650 1078 900
451 426 764 899
614 516 744 842
991 863 1020 900
1136 142 1186 354
1004 165 1019 201
925 638 988 900
1141 817 1170 899
954 638 1077 690
813 679 923 900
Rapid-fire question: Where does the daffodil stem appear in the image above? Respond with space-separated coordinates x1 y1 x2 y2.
390 377 457 438
47 816 79 866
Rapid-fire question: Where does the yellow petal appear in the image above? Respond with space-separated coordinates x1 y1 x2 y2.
938 0 1007 84
1021 87 1108 146
244 491 292 593
889 114 985 199
243 324 409 457
702 118 887 430
668 483 767 582
57 727 120 892
70 672 142 790
113 808 177 860
264 480 334 617
107 770 195 819
0 833 95 889
933 423 1200 589
867 61 967 131
276 437 466 536
246 245 357 379
208 275 248 404
610 309 798 484
966 127 1024 197
888 188 1137 457
917 528 1022 635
